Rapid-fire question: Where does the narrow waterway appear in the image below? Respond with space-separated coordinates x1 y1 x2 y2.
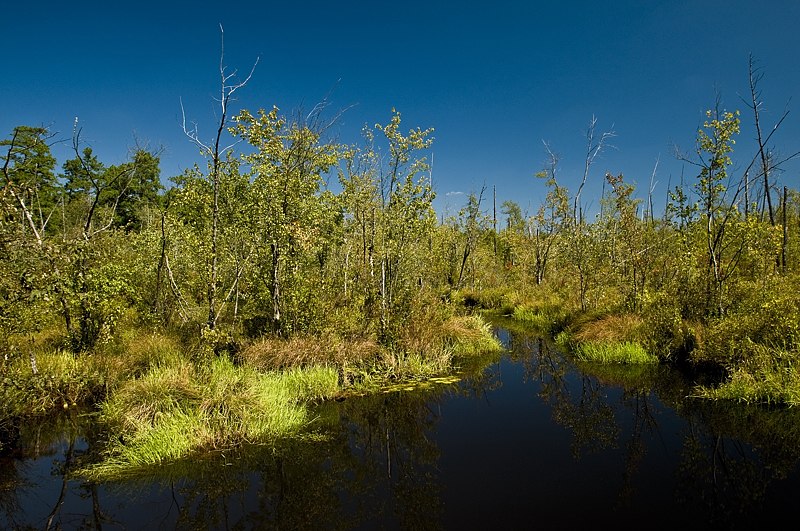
3 322 800 529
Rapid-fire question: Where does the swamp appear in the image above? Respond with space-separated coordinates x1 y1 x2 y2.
4 43 800 530
3 320 800 529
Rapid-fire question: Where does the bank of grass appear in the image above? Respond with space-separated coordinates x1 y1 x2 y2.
238 313 502 393
694 344 800 406
71 313 501 480
82 356 339 480
572 340 657 364
509 291 570 334
548 312 658 365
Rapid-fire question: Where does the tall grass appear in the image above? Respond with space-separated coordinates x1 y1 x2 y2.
82 355 340 481
573 341 658 364
694 344 800 406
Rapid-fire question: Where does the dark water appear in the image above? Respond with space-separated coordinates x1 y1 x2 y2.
3 323 800 530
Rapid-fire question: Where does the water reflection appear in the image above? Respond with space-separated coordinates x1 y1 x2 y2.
3 323 800 529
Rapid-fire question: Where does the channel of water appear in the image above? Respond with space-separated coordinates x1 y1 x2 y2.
3 322 800 529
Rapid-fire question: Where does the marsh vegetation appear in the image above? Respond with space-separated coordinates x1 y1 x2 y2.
3 52 800 517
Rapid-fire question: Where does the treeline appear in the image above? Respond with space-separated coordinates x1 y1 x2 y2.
2 59 799 408
461 96 800 403
0 107 451 355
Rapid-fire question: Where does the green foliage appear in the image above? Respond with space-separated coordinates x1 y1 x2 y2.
4 74 800 444
0 350 111 418
696 276 800 367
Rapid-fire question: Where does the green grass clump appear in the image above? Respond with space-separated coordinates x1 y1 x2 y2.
82 356 341 481
512 304 568 334
573 341 658 364
694 344 800 406
443 315 503 356
276 365 340 402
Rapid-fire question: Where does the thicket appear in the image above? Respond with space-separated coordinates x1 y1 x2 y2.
0 93 507 470
464 84 800 405
1 55 799 473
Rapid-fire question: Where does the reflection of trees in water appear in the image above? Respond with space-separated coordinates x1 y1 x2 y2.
676 422 769 528
338 390 444 530
0 457 25 530
1 410 111 530
507 324 800 525
115 388 449 530
519 336 619 457
674 401 800 528
616 389 658 508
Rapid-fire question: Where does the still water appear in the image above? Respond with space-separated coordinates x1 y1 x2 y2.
3 323 800 530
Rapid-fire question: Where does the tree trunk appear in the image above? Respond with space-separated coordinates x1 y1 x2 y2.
271 242 281 334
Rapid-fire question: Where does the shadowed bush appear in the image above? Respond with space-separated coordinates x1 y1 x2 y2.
1 349 113 418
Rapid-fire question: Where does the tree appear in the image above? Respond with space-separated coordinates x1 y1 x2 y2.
337 109 437 342
1 126 60 244
375 110 436 340
574 116 615 225
232 106 339 336
180 25 258 332
690 106 743 315
498 200 526 268
1 126 60 371
456 187 487 289
532 143 570 285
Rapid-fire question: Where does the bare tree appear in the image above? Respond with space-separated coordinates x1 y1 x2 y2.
574 115 615 225
647 156 659 224
181 24 258 330
741 55 799 224
747 54 776 224
70 120 137 239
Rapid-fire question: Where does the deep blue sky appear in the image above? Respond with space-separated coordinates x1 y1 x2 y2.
4 0 800 218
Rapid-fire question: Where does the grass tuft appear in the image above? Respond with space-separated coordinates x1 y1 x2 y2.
574 341 658 364
694 344 800 406
80 355 341 481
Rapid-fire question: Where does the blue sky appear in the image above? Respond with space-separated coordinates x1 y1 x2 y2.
4 0 800 218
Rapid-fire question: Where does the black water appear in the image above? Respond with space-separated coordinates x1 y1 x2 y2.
3 323 800 530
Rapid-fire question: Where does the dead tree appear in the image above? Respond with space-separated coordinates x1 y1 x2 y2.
181 24 258 330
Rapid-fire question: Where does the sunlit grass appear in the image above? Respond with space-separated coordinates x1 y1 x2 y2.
80 355 340 481
443 315 503 356
573 340 657 364
694 345 800 406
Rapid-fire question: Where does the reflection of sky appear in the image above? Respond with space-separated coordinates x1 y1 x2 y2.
4 1 800 220
7 326 800 528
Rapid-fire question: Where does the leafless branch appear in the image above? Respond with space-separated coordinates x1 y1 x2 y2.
574 115 615 224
